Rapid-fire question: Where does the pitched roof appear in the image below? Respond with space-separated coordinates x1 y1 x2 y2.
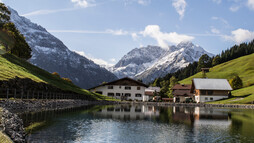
88 77 148 90
173 90 192 96
172 84 191 90
192 78 232 91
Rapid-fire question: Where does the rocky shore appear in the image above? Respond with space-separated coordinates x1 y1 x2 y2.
0 99 117 113
0 108 26 143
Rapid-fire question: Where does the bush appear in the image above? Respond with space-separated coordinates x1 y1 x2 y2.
62 77 72 83
229 75 243 90
52 72 60 78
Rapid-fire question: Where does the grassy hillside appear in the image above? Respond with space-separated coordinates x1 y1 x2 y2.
179 53 254 104
0 53 115 101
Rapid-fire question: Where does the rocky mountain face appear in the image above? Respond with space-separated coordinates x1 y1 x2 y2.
9 7 117 89
111 45 166 78
112 42 213 83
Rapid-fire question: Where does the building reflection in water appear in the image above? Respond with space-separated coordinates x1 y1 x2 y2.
95 105 160 120
172 106 231 126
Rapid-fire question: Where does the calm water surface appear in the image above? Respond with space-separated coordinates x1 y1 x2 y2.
18 105 254 143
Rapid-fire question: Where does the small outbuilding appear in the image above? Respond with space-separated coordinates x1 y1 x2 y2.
172 84 193 103
191 78 232 103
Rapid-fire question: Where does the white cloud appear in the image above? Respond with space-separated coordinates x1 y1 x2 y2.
247 0 254 10
131 33 139 41
223 28 254 44
142 25 194 49
22 8 76 17
106 29 129 35
71 0 89 8
211 16 230 27
124 0 151 6
49 29 130 35
74 50 115 68
172 0 187 20
210 27 220 34
137 0 151 5
229 5 240 12
212 0 222 4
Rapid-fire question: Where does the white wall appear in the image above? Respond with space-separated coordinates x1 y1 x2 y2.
90 85 146 101
195 95 228 103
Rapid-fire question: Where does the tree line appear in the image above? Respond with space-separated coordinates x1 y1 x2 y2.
152 39 254 98
0 3 31 60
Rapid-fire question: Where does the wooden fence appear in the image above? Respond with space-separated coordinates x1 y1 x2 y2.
0 88 91 100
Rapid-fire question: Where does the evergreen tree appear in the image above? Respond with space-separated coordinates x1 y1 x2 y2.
229 75 243 90
197 54 212 71
0 3 11 27
212 55 221 66
3 23 31 59
168 76 178 98
159 80 170 98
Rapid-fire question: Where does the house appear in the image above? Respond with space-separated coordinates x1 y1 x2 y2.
172 84 193 103
89 77 148 101
144 87 161 101
191 78 232 103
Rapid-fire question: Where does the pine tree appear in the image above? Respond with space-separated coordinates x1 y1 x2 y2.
197 54 212 71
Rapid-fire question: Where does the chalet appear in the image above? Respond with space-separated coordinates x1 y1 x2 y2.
144 87 161 101
89 77 148 101
172 84 193 103
191 78 232 103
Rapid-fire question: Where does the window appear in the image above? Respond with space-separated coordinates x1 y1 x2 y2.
107 93 114 97
135 94 142 97
116 93 121 96
125 86 131 90
207 91 213 95
201 90 206 95
205 97 208 100
125 93 131 97
108 85 113 89
210 97 213 100
137 86 141 90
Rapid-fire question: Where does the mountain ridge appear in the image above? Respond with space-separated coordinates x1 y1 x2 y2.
111 41 213 83
9 7 118 89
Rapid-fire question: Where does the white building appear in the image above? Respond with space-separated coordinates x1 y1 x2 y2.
89 77 148 101
191 78 233 103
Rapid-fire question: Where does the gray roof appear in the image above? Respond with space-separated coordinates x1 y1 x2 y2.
193 78 232 91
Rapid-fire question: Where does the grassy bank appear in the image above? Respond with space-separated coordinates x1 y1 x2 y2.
0 53 115 101
179 53 254 104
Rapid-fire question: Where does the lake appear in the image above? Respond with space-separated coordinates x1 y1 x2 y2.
18 104 254 143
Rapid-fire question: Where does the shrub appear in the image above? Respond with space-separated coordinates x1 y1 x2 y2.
62 77 72 83
52 72 60 78
229 75 243 90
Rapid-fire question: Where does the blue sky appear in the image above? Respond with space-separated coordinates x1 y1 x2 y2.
2 0 254 66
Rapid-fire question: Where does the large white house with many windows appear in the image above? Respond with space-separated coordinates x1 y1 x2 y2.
88 77 148 101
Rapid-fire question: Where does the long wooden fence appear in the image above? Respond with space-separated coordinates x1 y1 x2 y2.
0 88 91 100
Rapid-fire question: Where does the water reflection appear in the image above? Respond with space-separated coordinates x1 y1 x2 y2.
95 105 159 120
19 105 254 143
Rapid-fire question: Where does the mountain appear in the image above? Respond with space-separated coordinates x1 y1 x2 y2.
112 42 213 83
111 45 166 78
9 7 117 89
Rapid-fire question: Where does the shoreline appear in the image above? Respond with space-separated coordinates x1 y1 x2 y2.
1 99 254 143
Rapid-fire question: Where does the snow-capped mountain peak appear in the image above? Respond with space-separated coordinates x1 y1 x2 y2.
9 7 117 89
111 42 213 83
